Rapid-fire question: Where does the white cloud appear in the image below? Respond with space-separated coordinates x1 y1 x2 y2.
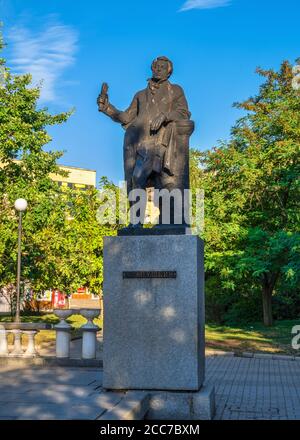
180 0 231 11
8 19 78 102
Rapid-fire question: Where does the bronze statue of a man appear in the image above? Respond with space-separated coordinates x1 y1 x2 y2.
97 56 194 230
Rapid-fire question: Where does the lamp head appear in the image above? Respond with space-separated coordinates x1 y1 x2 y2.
14 198 28 212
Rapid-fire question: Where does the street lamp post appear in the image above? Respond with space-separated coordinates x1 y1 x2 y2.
14 198 28 323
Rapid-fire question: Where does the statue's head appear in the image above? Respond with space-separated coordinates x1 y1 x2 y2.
151 56 173 81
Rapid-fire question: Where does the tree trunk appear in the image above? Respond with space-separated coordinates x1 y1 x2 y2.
262 285 273 327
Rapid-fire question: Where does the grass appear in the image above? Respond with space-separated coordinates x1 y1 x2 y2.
0 314 299 355
205 319 300 355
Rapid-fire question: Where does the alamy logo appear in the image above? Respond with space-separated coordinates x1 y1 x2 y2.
291 326 300 350
96 182 205 234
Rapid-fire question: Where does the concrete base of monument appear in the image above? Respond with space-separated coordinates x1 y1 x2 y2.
99 386 216 420
146 385 216 420
103 234 205 391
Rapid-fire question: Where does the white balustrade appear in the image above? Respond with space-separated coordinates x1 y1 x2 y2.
80 309 101 359
0 326 9 356
10 329 24 356
0 327 40 358
0 308 102 360
23 330 38 357
53 309 73 358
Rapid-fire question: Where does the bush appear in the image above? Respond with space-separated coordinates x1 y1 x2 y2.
223 292 262 325
272 289 300 321
205 274 263 325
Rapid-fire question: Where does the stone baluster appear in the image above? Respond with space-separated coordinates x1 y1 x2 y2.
23 330 38 357
80 309 101 359
10 329 24 356
0 326 9 356
53 309 73 358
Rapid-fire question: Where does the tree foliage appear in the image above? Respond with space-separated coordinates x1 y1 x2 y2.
192 61 300 326
0 32 117 308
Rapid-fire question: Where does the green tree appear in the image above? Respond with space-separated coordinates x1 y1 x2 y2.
192 61 300 326
0 31 118 309
28 182 119 297
1 32 122 306
0 30 69 295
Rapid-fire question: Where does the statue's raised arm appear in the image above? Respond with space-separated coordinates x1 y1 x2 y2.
97 81 138 127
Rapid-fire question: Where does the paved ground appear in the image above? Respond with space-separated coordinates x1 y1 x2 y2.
0 354 300 420
206 354 300 420
0 365 124 420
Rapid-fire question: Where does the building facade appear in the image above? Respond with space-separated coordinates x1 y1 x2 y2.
50 165 96 190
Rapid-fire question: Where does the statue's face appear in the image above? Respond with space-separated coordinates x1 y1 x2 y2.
152 60 169 81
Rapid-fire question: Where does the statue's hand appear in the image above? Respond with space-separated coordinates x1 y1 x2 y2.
151 113 167 131
97 93 108 112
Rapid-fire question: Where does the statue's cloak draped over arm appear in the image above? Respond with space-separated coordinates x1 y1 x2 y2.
162 84 191 176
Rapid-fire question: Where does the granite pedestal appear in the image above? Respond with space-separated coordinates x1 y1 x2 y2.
103 234 205 391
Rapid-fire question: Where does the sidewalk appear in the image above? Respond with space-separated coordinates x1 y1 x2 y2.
1 353 300 420
206 354 300 420
0 365 123 420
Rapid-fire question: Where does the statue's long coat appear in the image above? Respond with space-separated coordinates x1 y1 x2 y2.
103 80 191 191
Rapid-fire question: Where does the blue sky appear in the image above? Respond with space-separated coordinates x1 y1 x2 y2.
1 0 300 185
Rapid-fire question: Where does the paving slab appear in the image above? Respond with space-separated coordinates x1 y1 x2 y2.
205 354 300 420
0 366 119 420
0 354 300 420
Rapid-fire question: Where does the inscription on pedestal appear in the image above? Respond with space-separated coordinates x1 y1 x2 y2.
123 271 177 279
